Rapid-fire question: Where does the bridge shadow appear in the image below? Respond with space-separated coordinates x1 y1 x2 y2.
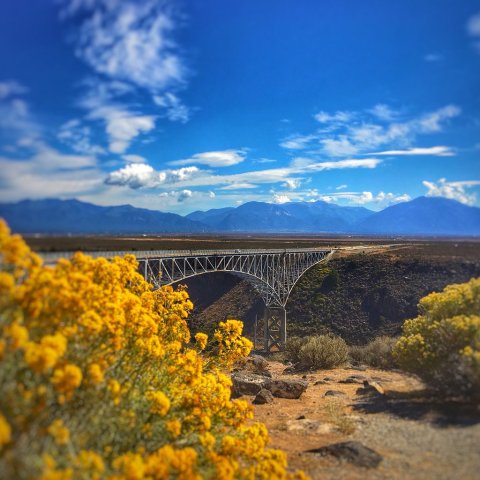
352 388 480 427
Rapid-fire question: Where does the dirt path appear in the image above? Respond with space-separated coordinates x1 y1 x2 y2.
251 362 480 479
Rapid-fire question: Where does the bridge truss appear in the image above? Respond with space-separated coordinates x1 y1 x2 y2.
137 248 332 351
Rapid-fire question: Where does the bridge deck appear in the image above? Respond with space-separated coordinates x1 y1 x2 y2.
39 246 333 263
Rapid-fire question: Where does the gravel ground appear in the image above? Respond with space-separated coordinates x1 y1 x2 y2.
351 413 480 480
252 363 480 480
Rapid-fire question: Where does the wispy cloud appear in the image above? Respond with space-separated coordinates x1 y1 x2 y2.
0 80 28 100
281 104 461 157
424 53 443 62
423 178 480 205
169 150 246 168
371 146 454 156
60 0 186 92
467 11 480 53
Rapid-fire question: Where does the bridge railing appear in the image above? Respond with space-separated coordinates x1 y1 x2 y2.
39 247 333 263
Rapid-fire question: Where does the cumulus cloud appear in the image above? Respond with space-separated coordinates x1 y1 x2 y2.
158 189 214 204
105 163 199 189
283 179 302 190
271 193 291 204
371 146 454 156
169 150 246 167
317 191 410 206
423 178 480 205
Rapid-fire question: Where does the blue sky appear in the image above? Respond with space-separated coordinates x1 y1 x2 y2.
0 0 479 214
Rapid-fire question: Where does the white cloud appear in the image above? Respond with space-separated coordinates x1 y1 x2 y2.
316 190 410 206
271 193 291 204
169 150 246 167
58 119 106 155
0 80 28 100
371 146 454 156
122 154 147 163
0 144 101 201
61 0 185 92
320 136 358 156
417 105 460 133
467 12 480 37
105 163 199 189
369 104 397 121
153 92 190 123
423 178 480 205
105 157 380 193
424 53 443 62
281 104 461 157
280 134 317 150
220 183 257 190
283 179 302 190
88 106 155 153
177 189 193 202
314 110 353 124
336 184 348 190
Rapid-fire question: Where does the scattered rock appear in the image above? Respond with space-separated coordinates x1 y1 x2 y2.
231 372 271 397
307 441 383 468
282 366 297 374
253 388 274 405
324 390 347 398
314 380 329 385
287 419 333 434
296 414 306 420
339 375 369 384
302 374 307 379
356 380 385 396
268 379 308 399
324 376 335 382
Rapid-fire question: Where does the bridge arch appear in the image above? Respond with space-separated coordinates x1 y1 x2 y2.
137 248 333 350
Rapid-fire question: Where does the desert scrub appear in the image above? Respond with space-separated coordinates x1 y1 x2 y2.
393 278 480 395
349 336 398 369
324 399 356 435
285 335 348 369
0 221 307 480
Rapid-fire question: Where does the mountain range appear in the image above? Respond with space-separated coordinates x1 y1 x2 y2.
0 196 479 236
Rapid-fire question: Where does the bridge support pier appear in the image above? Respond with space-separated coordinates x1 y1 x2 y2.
263 306 287 352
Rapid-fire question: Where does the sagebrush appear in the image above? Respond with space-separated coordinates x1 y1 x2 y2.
349 336 398 369
285 334 348 369
0 221 306 479
393 278 480 395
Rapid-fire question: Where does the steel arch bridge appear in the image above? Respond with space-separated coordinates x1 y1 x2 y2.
136 248 333 350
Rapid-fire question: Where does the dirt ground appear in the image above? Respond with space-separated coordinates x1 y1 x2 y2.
250 362 480 480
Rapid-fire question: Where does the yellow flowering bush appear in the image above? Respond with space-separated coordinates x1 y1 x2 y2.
394 278 480 395
0 220 306 479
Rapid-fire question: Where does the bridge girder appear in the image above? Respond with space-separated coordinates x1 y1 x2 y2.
137 248 333 351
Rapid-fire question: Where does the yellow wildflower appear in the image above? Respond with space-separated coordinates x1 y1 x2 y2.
0 414 11 447
51 364 82 395
195 332 208 350
47 419 70 445
146 391 170 416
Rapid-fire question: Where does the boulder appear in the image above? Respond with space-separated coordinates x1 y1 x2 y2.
268 379 308 399
231 372 271 397
307 441 383 468
253 388 274 405
356 380 385 396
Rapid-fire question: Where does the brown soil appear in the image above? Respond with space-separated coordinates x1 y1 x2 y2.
249 362 480 479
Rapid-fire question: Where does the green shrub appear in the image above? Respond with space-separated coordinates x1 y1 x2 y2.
284 336 307 364
393 278 480 395
293 334 349 369
349 336 398 369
